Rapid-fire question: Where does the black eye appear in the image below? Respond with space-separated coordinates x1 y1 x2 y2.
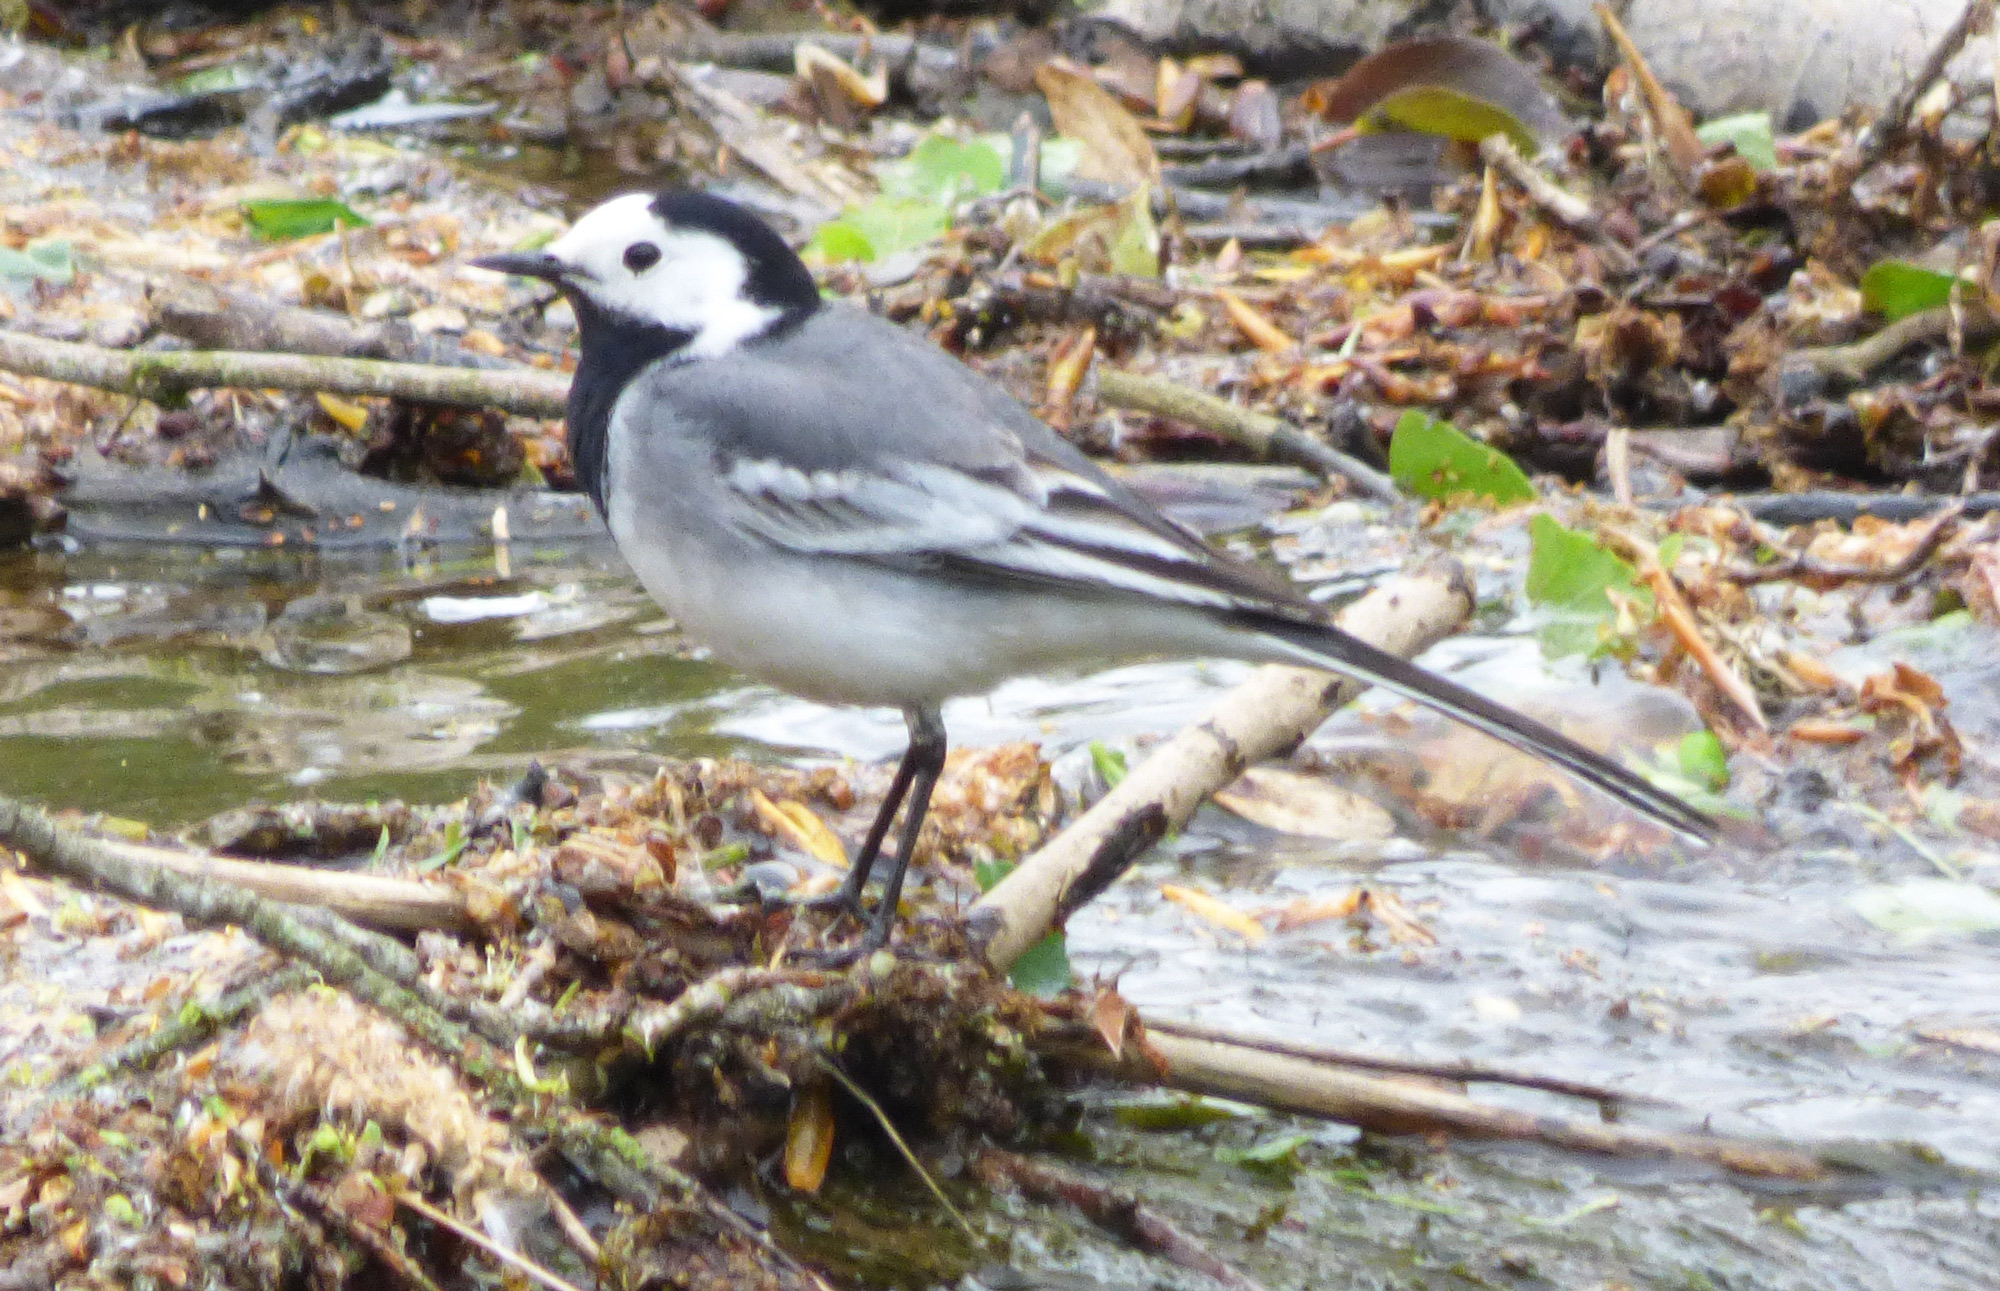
623 242 661 272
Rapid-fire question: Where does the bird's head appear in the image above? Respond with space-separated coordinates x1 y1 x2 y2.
473 190 819 358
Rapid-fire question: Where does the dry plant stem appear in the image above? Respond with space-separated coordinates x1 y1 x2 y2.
63 962 319 1091
1594 2 1704 175
1094 367 1400 501
1788 300 2000 384
817 1058 980 1244
969 567 1473 972
398 1193 590 1291
1851 0 1994 176
1140 1017 1666 1109
97 836 472 933
972 1148 1271 1291
0 329 570 415
1093 1031 1833 1181
1475 134 1597 234
1477 135 1636 273
1724 503 1963 584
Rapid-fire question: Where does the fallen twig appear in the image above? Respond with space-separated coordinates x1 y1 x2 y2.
95 835 472 933
1786 300 2000 385
972 1148 1271 1291
1140 1017 1667 1110
398 1193 590 1291
1725 490 2000 524
1477 134 1636 273
968 567 1472 972
0 329 569 415
1075 1029 1838 1181
1850 0 1993 177
1723 502 1963 584
1095 367 1399 501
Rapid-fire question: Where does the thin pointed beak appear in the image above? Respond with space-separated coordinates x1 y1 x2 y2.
471 250 568 281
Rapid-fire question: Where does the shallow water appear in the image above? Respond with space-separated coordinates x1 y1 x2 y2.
6 530 2000 1286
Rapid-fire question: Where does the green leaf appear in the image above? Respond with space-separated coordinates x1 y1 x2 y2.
1676 730 1729 791
416 820 467 873
1007 930 1072 997
0 238 74 285
1860 260 1959 321
1217 1130 1314 1178
882 134 1007 203
1364 85 1538 151
805 219 876 264
1695 112 1778 171
1110 1094 1258 1129
1108 188 1160 278
1525 516 1645 657
1525 516 1641 611
242 198 371 241
843 197 949 261
173 62 256 94
1388 410 1534 505
1849 879 2000 941
973 855 1015 893
1088 741 1129 790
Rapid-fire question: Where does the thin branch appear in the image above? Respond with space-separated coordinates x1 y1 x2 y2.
63 962 320 1092
816 1057 982 1244
1140 1017 1669 1110
1785 301 2000 385
1723 502 1963 584
97 836 472 933
1851 0 1994 176
0 329 568 415
1094 367 1399 501
397 1193 591 1291
1065 1028 1839 1182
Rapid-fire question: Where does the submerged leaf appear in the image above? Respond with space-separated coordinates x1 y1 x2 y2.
1213 767 1395 841
1850 880 2000 941
1009 931 1072 997
1388 410 1534 504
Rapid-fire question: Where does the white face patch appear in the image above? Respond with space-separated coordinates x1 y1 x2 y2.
547 193 783 358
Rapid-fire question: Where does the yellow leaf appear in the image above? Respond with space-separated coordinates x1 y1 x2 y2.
1160 883 1267 943
1213 768 1396 841
749 788 848 869
315 392 370 432
784 1079 836 1193
1216 289 1295 352
1363 84 1539 150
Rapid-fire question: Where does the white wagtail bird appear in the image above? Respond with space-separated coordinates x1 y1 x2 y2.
475 190 1715 948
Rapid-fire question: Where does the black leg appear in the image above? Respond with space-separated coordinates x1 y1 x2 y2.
858 707 946 950
823 725 924 914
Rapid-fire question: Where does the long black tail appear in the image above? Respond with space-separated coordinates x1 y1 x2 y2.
1250 615 1718 842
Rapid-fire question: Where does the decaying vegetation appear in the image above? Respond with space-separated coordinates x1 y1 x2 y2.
7 0 2000 1286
